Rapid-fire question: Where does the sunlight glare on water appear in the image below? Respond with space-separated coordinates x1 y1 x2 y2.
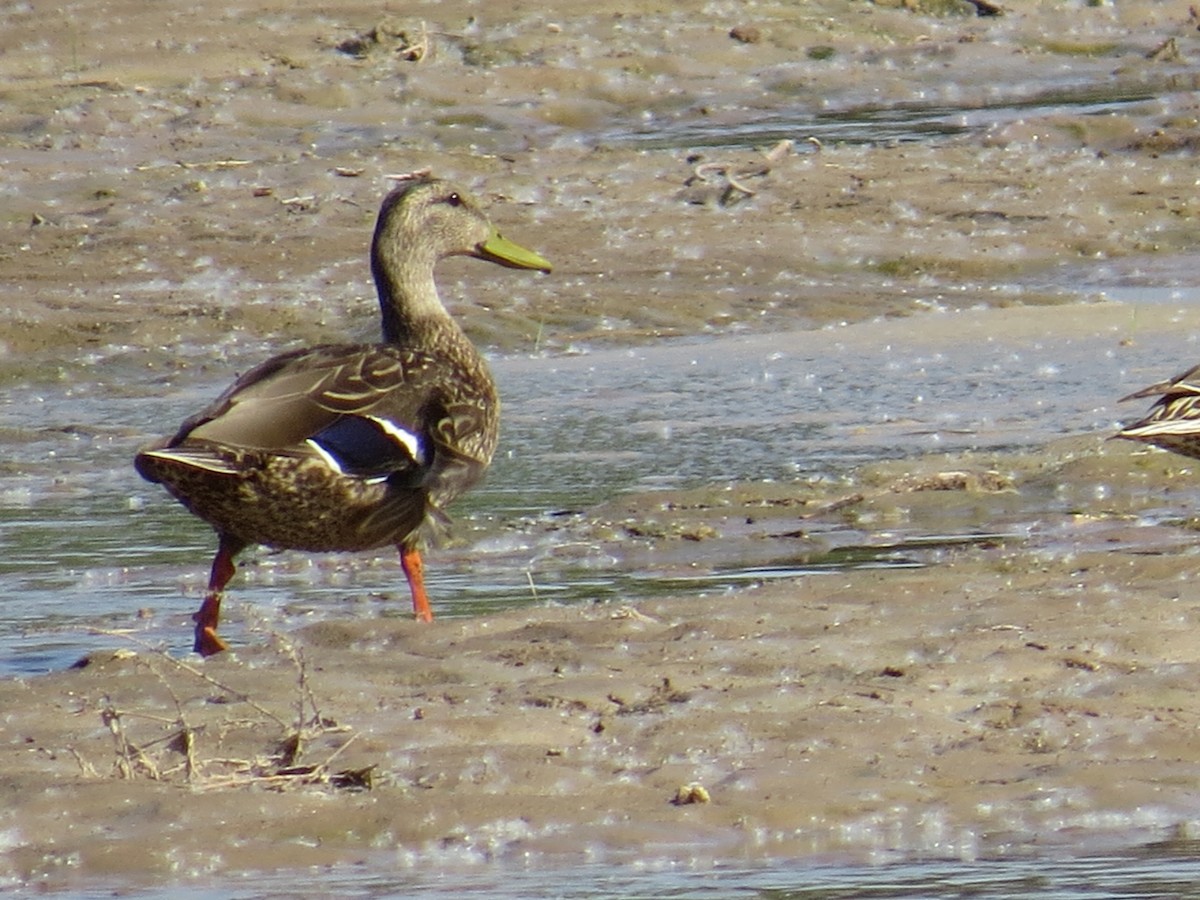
4 299 1199 674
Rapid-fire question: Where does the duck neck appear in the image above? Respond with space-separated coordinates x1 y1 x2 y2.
372 245 448 344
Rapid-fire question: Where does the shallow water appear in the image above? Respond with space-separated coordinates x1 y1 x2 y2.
45 846 1200 899
4 289 1200 676
610 82 1168 151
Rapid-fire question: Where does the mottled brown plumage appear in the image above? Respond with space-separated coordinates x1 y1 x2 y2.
1115 363 1200 459
135 176 550 655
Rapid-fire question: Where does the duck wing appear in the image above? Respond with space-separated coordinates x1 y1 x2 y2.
1119 362 1200 403
1115 362 1200 459
167 343 494 490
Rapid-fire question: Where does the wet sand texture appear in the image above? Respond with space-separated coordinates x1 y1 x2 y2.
8 435 1200 883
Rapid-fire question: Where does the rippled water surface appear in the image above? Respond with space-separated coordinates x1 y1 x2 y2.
58 846 1200 899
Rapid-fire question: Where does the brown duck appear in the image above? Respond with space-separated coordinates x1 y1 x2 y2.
135 175 551 655
1115 363 1200 459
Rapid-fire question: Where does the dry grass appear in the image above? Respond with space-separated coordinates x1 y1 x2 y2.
79 630 373 792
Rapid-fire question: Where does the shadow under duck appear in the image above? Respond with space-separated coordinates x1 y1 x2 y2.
135 175 551 656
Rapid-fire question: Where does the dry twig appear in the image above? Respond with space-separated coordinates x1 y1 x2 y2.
84 629 359 790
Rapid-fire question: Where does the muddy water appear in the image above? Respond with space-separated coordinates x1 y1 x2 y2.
5 294 1200 675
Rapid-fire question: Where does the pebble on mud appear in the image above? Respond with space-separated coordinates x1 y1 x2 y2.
672 783 711 805
728 25 762 44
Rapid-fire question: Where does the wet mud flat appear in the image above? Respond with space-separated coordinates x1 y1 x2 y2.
8 431 1200 888
6 0 1200 368
8 0 1200 892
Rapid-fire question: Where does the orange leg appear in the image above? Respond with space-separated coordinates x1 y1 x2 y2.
193 534 246 656
399 545 434 623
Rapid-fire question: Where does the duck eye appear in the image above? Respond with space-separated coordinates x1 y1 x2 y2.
445 193 462 207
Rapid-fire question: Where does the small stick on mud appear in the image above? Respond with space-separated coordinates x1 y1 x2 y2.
687 139 797 206
92 629 291 729
101 700 162 780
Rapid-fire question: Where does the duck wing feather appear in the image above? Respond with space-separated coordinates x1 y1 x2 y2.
167 342 495 495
